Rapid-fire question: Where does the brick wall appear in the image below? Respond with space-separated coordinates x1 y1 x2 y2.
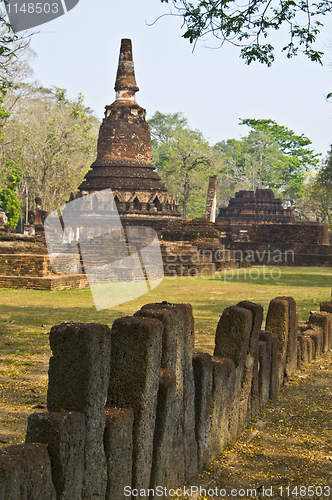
250 223 329 245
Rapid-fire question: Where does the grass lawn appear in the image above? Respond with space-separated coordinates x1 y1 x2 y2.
0 265 331 448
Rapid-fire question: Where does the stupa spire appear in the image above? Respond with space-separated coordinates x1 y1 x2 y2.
114 38 139 101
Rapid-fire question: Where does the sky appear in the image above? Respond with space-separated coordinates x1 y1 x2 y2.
21 0 332 160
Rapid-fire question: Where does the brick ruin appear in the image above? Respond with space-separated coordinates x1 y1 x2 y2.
0 40 331 289
213 187 332 266
0 39 241 288
218 188 298 227
1 295 332 498
217 188 299 243
205 175 218 223
72 38 180 221
0 233 88 290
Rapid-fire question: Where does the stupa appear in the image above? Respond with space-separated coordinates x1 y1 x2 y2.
217 189 298 227
75 39 180 219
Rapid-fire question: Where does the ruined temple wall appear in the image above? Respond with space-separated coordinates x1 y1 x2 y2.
1 296 331 499
250 223 329 245
0 234 47 254
0 235 88 290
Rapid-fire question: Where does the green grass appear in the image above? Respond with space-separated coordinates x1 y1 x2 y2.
0 265 331 448
0 266 331 355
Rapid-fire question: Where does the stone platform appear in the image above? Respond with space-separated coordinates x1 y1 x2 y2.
0 235 88 290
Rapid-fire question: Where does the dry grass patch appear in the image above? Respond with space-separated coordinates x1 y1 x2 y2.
0 266 331 450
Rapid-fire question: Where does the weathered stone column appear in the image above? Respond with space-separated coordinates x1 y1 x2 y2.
136 302 198 481
320 301 332 314
193 352 213 472
107 316 163 498
279 296 298 378
266 298 289 389
214 305 253 439
104 407 134 500
258 341 269 410
260 330 279 400
306 325 323 357
205 175 218 222
236 301 263 429
209 357 236 460
26 412 85 500
248 354 260 418
149 368 177 499
297 334 309 367
304 335 315 361
0 443 56 500
47 322 112 500
309 311 331 353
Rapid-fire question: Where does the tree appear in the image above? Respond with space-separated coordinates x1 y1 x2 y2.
240 119 321 199
0 159 21 226
0 2 32 89
215 129 285 195
2 86 100 217
160 0 331 65
149 112 215 218
213 118 320 212
0 4 35 227
312 148 332 226
294 174 326 222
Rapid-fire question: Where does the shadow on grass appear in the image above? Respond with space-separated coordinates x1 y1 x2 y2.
206 267 332 288
0 303 123 331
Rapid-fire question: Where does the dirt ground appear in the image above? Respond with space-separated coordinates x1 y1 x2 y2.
0 353 49 449
1 349 332 500
180 351 332 500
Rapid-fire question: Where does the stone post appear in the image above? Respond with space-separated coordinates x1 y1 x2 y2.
26 412 85 500
214 305 253 439
260 330 279 401
309 311 331 352
279 296 298 378
149 368 177 499
193 352 213 472
236 301 263 429
47 322 112 500
136 302 198 481
0 443 56 500
104 407 134 500
209 357 236 460
266 298 289 389
107 316 163 498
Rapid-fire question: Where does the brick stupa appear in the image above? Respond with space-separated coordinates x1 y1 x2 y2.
217 189 298 226
76 39 180 219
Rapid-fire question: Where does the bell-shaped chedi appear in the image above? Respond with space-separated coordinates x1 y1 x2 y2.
77 39 180 218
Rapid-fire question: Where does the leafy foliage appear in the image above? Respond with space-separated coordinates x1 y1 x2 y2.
239 119 321 198
312 148 332 226
0 159 21 226
0 84 22 227
0 2 32 89
149 112 216 218
160 0 331 65
2 86 100 216
150 112 320 219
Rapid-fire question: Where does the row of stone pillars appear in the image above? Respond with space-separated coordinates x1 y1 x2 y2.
1 297 332 499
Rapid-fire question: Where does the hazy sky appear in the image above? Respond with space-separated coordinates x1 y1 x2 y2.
25 0 332 160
